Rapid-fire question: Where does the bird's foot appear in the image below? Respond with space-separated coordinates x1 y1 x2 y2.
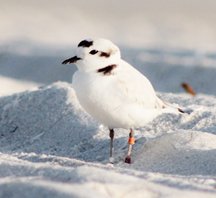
124 156 132 164
109 157 115 164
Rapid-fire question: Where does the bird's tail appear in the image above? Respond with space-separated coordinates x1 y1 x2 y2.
163 101 192 114
156 96 191 114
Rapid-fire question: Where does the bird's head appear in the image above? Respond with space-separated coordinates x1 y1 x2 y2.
62 38 121 72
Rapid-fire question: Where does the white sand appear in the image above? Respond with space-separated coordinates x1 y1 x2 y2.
0 1 216 197
0 82 215 197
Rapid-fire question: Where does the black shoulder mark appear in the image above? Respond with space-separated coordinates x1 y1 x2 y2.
97 64 117 75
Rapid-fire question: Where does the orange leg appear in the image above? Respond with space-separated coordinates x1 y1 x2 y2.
125 129 135 164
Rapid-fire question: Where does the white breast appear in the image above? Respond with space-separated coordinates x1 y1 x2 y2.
72 61 165 129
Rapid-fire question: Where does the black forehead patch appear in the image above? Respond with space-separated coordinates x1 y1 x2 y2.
78 40 93 48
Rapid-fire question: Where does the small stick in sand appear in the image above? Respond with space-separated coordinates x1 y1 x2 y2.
181 82 196 96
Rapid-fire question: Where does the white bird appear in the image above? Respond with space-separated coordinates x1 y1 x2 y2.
62 38 185 163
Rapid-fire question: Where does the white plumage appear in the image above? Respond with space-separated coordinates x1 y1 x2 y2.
62 38 183 163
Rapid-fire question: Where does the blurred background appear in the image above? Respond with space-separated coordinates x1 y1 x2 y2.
1 0 216 96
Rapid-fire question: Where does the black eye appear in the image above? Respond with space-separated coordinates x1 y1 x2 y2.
89 50 98 55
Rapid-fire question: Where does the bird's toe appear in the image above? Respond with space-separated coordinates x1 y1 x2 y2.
124 156 132 164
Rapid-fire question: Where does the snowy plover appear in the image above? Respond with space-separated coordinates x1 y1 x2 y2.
62 38 184 163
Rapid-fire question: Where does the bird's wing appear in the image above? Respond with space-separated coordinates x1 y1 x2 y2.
112 60 165 109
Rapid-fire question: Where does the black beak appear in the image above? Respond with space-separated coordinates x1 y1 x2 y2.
62 56 81 64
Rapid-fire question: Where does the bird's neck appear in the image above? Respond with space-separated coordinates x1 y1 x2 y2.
77 58 121 73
